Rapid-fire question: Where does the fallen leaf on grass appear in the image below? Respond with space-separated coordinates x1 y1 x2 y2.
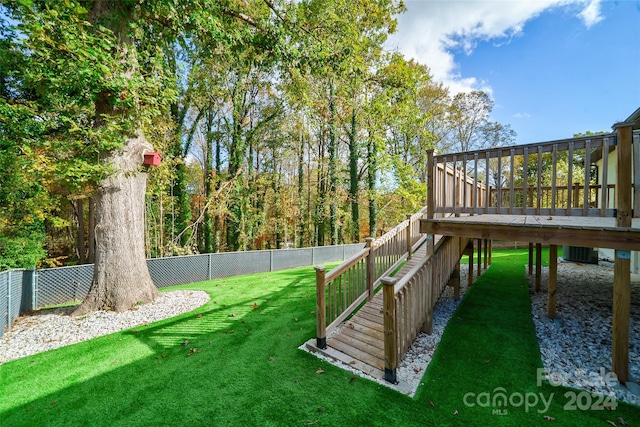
187 347 201 356
606 421 616 427
316 368 325 374
269 356 276 362
350 376 356 383
453 410 458 415
429 400 435 407
196 314 202 318
543 415 555 421
618 417 628 426
294 318 299 322
251 302 258 309
229 313 236 317
182 340 190 346
484 359 491 364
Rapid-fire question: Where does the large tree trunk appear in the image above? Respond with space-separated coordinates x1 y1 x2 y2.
74 0 159 315
75 133 159 315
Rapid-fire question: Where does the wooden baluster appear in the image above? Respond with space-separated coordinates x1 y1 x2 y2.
601 137 610 216
584 139 591 215
551 144 558 216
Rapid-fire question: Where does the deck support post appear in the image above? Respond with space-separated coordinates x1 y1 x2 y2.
448 261 461 300
528 243 534 275
547 245 557 319
365 237 375 301
535 243 542 292
488 240 492 265
382 276 398 384
468 241 474 286
315 266 327 349
483 239 488 269
612 122 633 384
477 239 482 277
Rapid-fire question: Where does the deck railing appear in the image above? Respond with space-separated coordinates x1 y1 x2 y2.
381 235 470 383
428 131 640 218
314 207 429 348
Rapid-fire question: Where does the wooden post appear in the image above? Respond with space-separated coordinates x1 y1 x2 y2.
382 276 398 384
448 261 461 300
488 240 492 265
547 245 557 319
406 214 413 260
612 123 632 383
477 239 482 277
315 266 327 349
483 239 488 270
365 237 375 301
468 241 474 286
528 242 534 275
573 182 580 208
535 243 542 292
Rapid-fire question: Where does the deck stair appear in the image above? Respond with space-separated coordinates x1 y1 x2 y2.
305 234 470 381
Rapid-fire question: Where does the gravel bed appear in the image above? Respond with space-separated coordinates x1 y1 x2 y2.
529 260 640 407
0 290 210 364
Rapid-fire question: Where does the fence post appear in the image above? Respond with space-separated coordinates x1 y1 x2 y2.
270 250 274 272
7 271 11 329
315 266 327 349
31 267 37 310
365 237 375 300
406 214 412 260
382 276 398 384
208 253 212 281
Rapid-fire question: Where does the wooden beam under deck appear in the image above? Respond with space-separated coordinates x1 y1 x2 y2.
420 215 640 251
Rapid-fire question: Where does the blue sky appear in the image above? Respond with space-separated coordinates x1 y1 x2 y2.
387 0 640 144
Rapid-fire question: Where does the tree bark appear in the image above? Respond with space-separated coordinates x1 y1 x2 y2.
74 0 159 315
75 133 159 315
349 110 360 243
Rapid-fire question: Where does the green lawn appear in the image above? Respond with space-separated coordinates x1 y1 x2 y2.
1 250 638 426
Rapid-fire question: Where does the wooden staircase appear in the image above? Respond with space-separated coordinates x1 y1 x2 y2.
306 252 429 378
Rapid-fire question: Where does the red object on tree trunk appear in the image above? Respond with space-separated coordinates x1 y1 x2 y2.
143 151 161 166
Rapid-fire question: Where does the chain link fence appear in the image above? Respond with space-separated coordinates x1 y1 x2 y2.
1 244 363 338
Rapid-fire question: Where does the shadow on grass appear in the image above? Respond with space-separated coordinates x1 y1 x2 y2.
2 255 639 427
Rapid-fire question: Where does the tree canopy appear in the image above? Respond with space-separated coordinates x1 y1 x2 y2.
0 0 517 276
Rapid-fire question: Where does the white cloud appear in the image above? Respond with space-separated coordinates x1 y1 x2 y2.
513 112 532 119
387 0 605 95
578 0 604 28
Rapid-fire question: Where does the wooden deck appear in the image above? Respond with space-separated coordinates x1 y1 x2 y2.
421 215 640 251
305 255 429 379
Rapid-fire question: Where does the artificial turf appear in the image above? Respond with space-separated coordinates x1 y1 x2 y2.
1 250 639 426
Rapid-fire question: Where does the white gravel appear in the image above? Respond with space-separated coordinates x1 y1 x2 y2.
304 259 640 406
0 290 210 364
529 260 640 407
